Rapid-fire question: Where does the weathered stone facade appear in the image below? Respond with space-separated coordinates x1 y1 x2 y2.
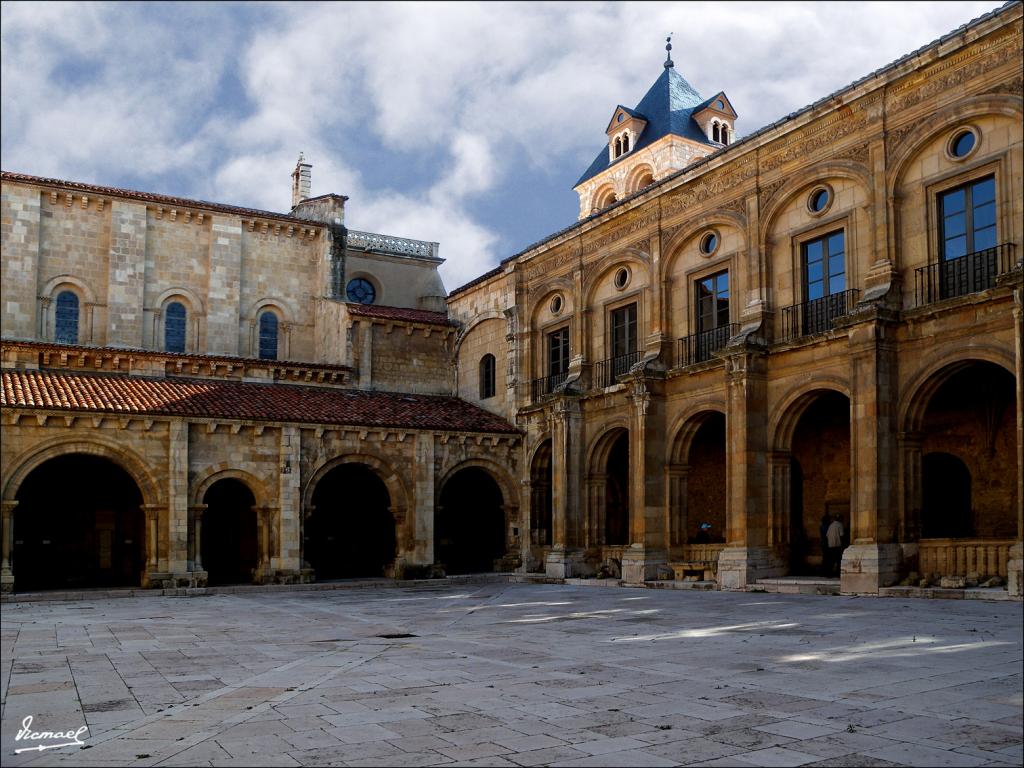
1 4 1022 599
449 3 1024 596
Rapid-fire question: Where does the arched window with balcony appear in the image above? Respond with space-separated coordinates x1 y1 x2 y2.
54 290 80 344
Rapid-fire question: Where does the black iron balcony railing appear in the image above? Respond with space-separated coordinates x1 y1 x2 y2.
594 351 642 388
915 243 1015 306
677 323 737 367
781 289 859 341
531 371 569 401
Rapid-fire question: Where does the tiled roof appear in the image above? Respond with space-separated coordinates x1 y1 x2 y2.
346 303 453 326
1 370 518 434
576 67 714 186
0 171 323 227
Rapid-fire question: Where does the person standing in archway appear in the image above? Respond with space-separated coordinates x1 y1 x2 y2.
825 514 845 578
819 511 832 576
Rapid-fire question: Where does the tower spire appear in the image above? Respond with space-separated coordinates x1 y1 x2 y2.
664 34 674 69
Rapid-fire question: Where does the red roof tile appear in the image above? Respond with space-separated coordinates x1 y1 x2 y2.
346 303 453 326
1 370 518 434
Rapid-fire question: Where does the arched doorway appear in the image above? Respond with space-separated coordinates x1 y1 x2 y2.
922 453 972 538
308 464 396 579
437 467 505 574
908 360 1017 582
787 390 851 575
684 413 726 546
605 431 630 546
202 479 258 586
530 441 553 548
13 454 145 591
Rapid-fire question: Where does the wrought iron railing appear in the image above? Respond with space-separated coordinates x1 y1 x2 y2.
677 323 737 367
781 289 859 341
531 372 569 401
914 243 1015 306
594 351 642 388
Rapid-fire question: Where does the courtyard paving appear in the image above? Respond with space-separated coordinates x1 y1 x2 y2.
1 582 1021 767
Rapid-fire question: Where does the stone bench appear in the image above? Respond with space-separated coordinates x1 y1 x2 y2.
670 561 716 582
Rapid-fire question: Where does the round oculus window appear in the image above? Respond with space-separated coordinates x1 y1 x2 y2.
346 277 376 304
715 99 724 109
700 232 718 255
809 187 831 213
950 130 976 158
613 267 630 290
550 294 563 315
617 113 625 123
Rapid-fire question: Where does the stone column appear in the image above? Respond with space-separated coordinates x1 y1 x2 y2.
666 466 687 553
1 501 17 593
253 506 272 583
768 452 791 549
413 432 435 567
841 312 901 594
277 425 302 577
718 345 783 588
621 379 668 584
167 420 189 580
189 505 207 571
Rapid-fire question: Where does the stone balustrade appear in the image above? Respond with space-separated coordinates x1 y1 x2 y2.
918 538 1014 579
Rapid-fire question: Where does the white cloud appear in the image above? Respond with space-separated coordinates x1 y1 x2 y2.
1 1 1007 289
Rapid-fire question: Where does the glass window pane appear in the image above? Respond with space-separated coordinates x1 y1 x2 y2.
165 302 186 353
971 176 995 205
805 240 822 263
827 232 844 255
828 253 845 278
716 272 729 296
941 188 965 215
807 280 824 301
54 291 79 344
830 274 845 293
807 261 823 283
972 200 995 230
943 235 967 260
258 312 278 360
943 212 966 238
973 226 996 252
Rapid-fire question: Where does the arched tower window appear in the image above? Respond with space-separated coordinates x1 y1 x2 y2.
622 133 630 152
54 291 80 344
164 301 187 353
613 137 622 158
258 311 279 360
721 125 729 146
479 354 496 399
713 123 720 143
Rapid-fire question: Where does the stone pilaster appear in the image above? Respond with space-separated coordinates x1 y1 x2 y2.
546 397 588 577
841 310 902 594
1 500 17 593
621 378 667 584
106 200 147 348
718 344 784 588
0 185 40 341
167 420 189 578
188 504 208 587
206 215 242 356
1009 286 1023 598
412 432 435 567
140 504 169 587
276 425 302 576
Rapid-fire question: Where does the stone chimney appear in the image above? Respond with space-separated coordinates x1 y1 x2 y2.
291 153 312 208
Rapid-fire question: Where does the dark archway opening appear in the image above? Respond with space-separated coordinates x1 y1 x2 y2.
919 362 1016 540
789 391 850 576
530 442 553 547
685 413 726 544
309 464 396 579
202 479 258 586
437 468 505 574
14 454 145 591
922 453 972 538
605 431 630 545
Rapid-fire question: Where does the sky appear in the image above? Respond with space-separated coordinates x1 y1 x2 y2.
0 1 1007 291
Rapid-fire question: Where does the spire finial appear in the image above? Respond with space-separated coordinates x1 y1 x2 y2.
664 34 674 69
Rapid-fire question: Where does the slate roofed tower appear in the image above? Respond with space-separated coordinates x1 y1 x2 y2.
573 36 737 219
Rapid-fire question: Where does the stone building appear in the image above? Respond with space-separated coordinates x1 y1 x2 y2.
2 2 1022 597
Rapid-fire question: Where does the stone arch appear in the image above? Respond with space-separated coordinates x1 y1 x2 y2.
582 247 652 308
3 435 162 506
886 94 1023 189
41 274 97 305
155 286 205 316
248 297 296 324
668 403 727 465
453 310 506 359
39 275 97 343
758 160 873 244
527 278 576 329
770 377 851 452
899 347 1015 434
592 184 617 211
437 457 518 511
625 163 655 195
662 213 748 282
586 420 630 474
191 465 271 509
303 453 409 518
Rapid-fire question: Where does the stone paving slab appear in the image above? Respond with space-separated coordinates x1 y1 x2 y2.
1 583 1021 766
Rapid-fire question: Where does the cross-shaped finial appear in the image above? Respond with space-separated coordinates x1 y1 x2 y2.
665 34 674 69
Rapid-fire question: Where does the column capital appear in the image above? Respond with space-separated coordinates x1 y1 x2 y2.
1 500 19 514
